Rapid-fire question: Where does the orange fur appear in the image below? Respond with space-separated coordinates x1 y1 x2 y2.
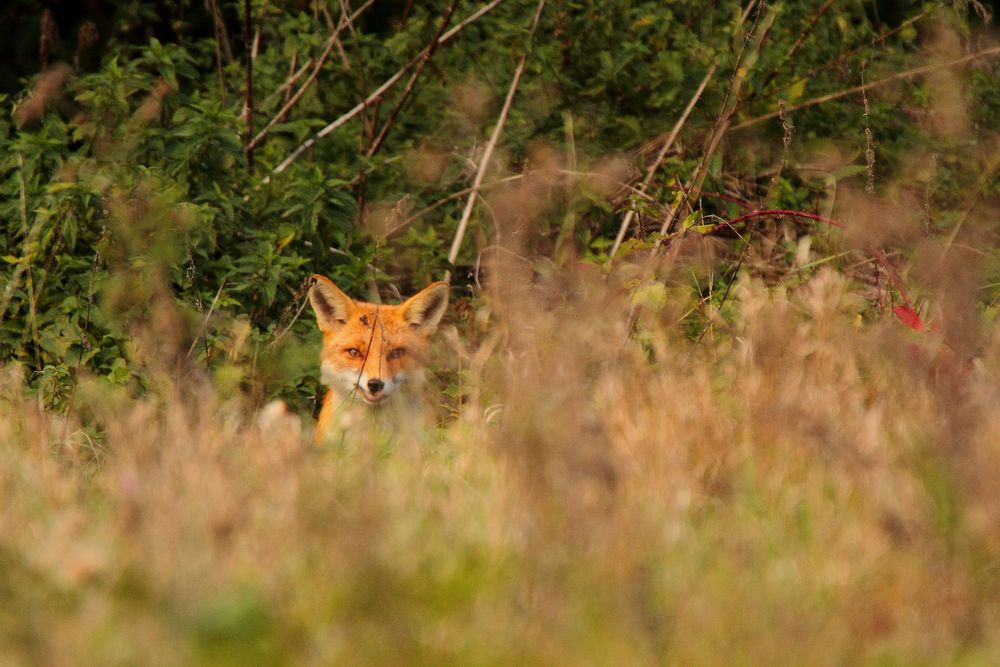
308 275 449 443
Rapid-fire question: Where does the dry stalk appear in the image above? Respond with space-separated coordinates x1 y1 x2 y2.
248 0 375 153
263 58 311 109
244 0 254 173
207 0 228 101
15 152 40 368
385 169 651 238
365 0 462 158
756 0 838 93
732 46 1000 130
658 2 777 241
62 223 106 439
608 61 719 258
748 4 942 110
269 0 508 179
186 280 227 359
446 0 548 270
942 143 1000 255
861 66 875 195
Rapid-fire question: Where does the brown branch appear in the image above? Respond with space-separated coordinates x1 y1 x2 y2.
785 0 838 62
248 0 375 153
244 0 254 173
262 57 310 108
714 208 844 230
207 0 227 101
384 169 652 238
757 0 837 94
733 46 1000 131
608 61 718 257
446 0 547 268
269 0 508 178
659 2 777 241
365 0 461 158
16 152 40 368
750 4 942 110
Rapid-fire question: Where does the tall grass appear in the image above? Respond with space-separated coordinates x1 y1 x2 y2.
2 254 999 665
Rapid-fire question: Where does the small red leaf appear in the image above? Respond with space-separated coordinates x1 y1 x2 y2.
893 305 925 332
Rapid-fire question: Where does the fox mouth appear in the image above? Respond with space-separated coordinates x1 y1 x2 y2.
360 392 390 406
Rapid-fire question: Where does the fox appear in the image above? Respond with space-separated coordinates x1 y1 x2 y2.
308 274 450 443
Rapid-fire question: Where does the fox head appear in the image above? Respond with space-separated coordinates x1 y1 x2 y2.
308 275 449 406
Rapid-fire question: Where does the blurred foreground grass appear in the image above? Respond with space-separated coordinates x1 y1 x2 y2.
2 267 999 666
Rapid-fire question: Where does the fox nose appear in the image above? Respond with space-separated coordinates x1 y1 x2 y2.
367 379 384 394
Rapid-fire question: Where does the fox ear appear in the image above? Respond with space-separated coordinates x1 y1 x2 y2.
309 274 354 332
400 281 449 332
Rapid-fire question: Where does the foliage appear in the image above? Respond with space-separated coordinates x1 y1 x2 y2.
1 0 1000 662
2 0 998 411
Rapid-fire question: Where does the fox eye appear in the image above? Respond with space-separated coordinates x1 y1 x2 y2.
388 348 406 360
346 348 362 358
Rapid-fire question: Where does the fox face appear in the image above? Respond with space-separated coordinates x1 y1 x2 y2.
308 275 449 410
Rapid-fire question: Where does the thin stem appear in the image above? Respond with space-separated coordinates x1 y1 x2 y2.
269 0 507 178
248 0 375 153
659 2 776 241
609 61 719 258
733 46 1000 130
244 0 254 173
446 0 547 268
366 0 461 158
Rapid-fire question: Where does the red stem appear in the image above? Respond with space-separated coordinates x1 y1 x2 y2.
721 208 844 229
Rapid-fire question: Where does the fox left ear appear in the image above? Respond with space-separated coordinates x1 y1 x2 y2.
400 282 450 332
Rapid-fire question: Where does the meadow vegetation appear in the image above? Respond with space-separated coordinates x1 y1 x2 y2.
1 0 999 664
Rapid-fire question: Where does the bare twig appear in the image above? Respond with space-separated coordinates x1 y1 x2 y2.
698 208 916 310
320 3 352 70
659 2 776 241
248 0 375 153
15 152 40 368
785 0 838 63
709 208 844 231
268 0 507 179
446 0 547 269
732 46 1000 130
748 4 942 110
385 169 651 238
207 0 228 101
386 174 525 237
942 143 1000 255
186 280 227 359
61 223 106 438
756 0 837 93
608 61 719 257
244 0 254 173
366 0 461 158
262 58 310 108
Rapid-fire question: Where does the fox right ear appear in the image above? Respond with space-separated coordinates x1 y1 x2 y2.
309 274 354 332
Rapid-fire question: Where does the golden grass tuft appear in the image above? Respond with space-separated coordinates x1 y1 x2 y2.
2 259 1000 665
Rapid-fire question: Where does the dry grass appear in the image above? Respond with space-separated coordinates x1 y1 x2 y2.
2 255 1000 666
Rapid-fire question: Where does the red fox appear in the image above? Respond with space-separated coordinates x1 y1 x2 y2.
308 275 449 443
